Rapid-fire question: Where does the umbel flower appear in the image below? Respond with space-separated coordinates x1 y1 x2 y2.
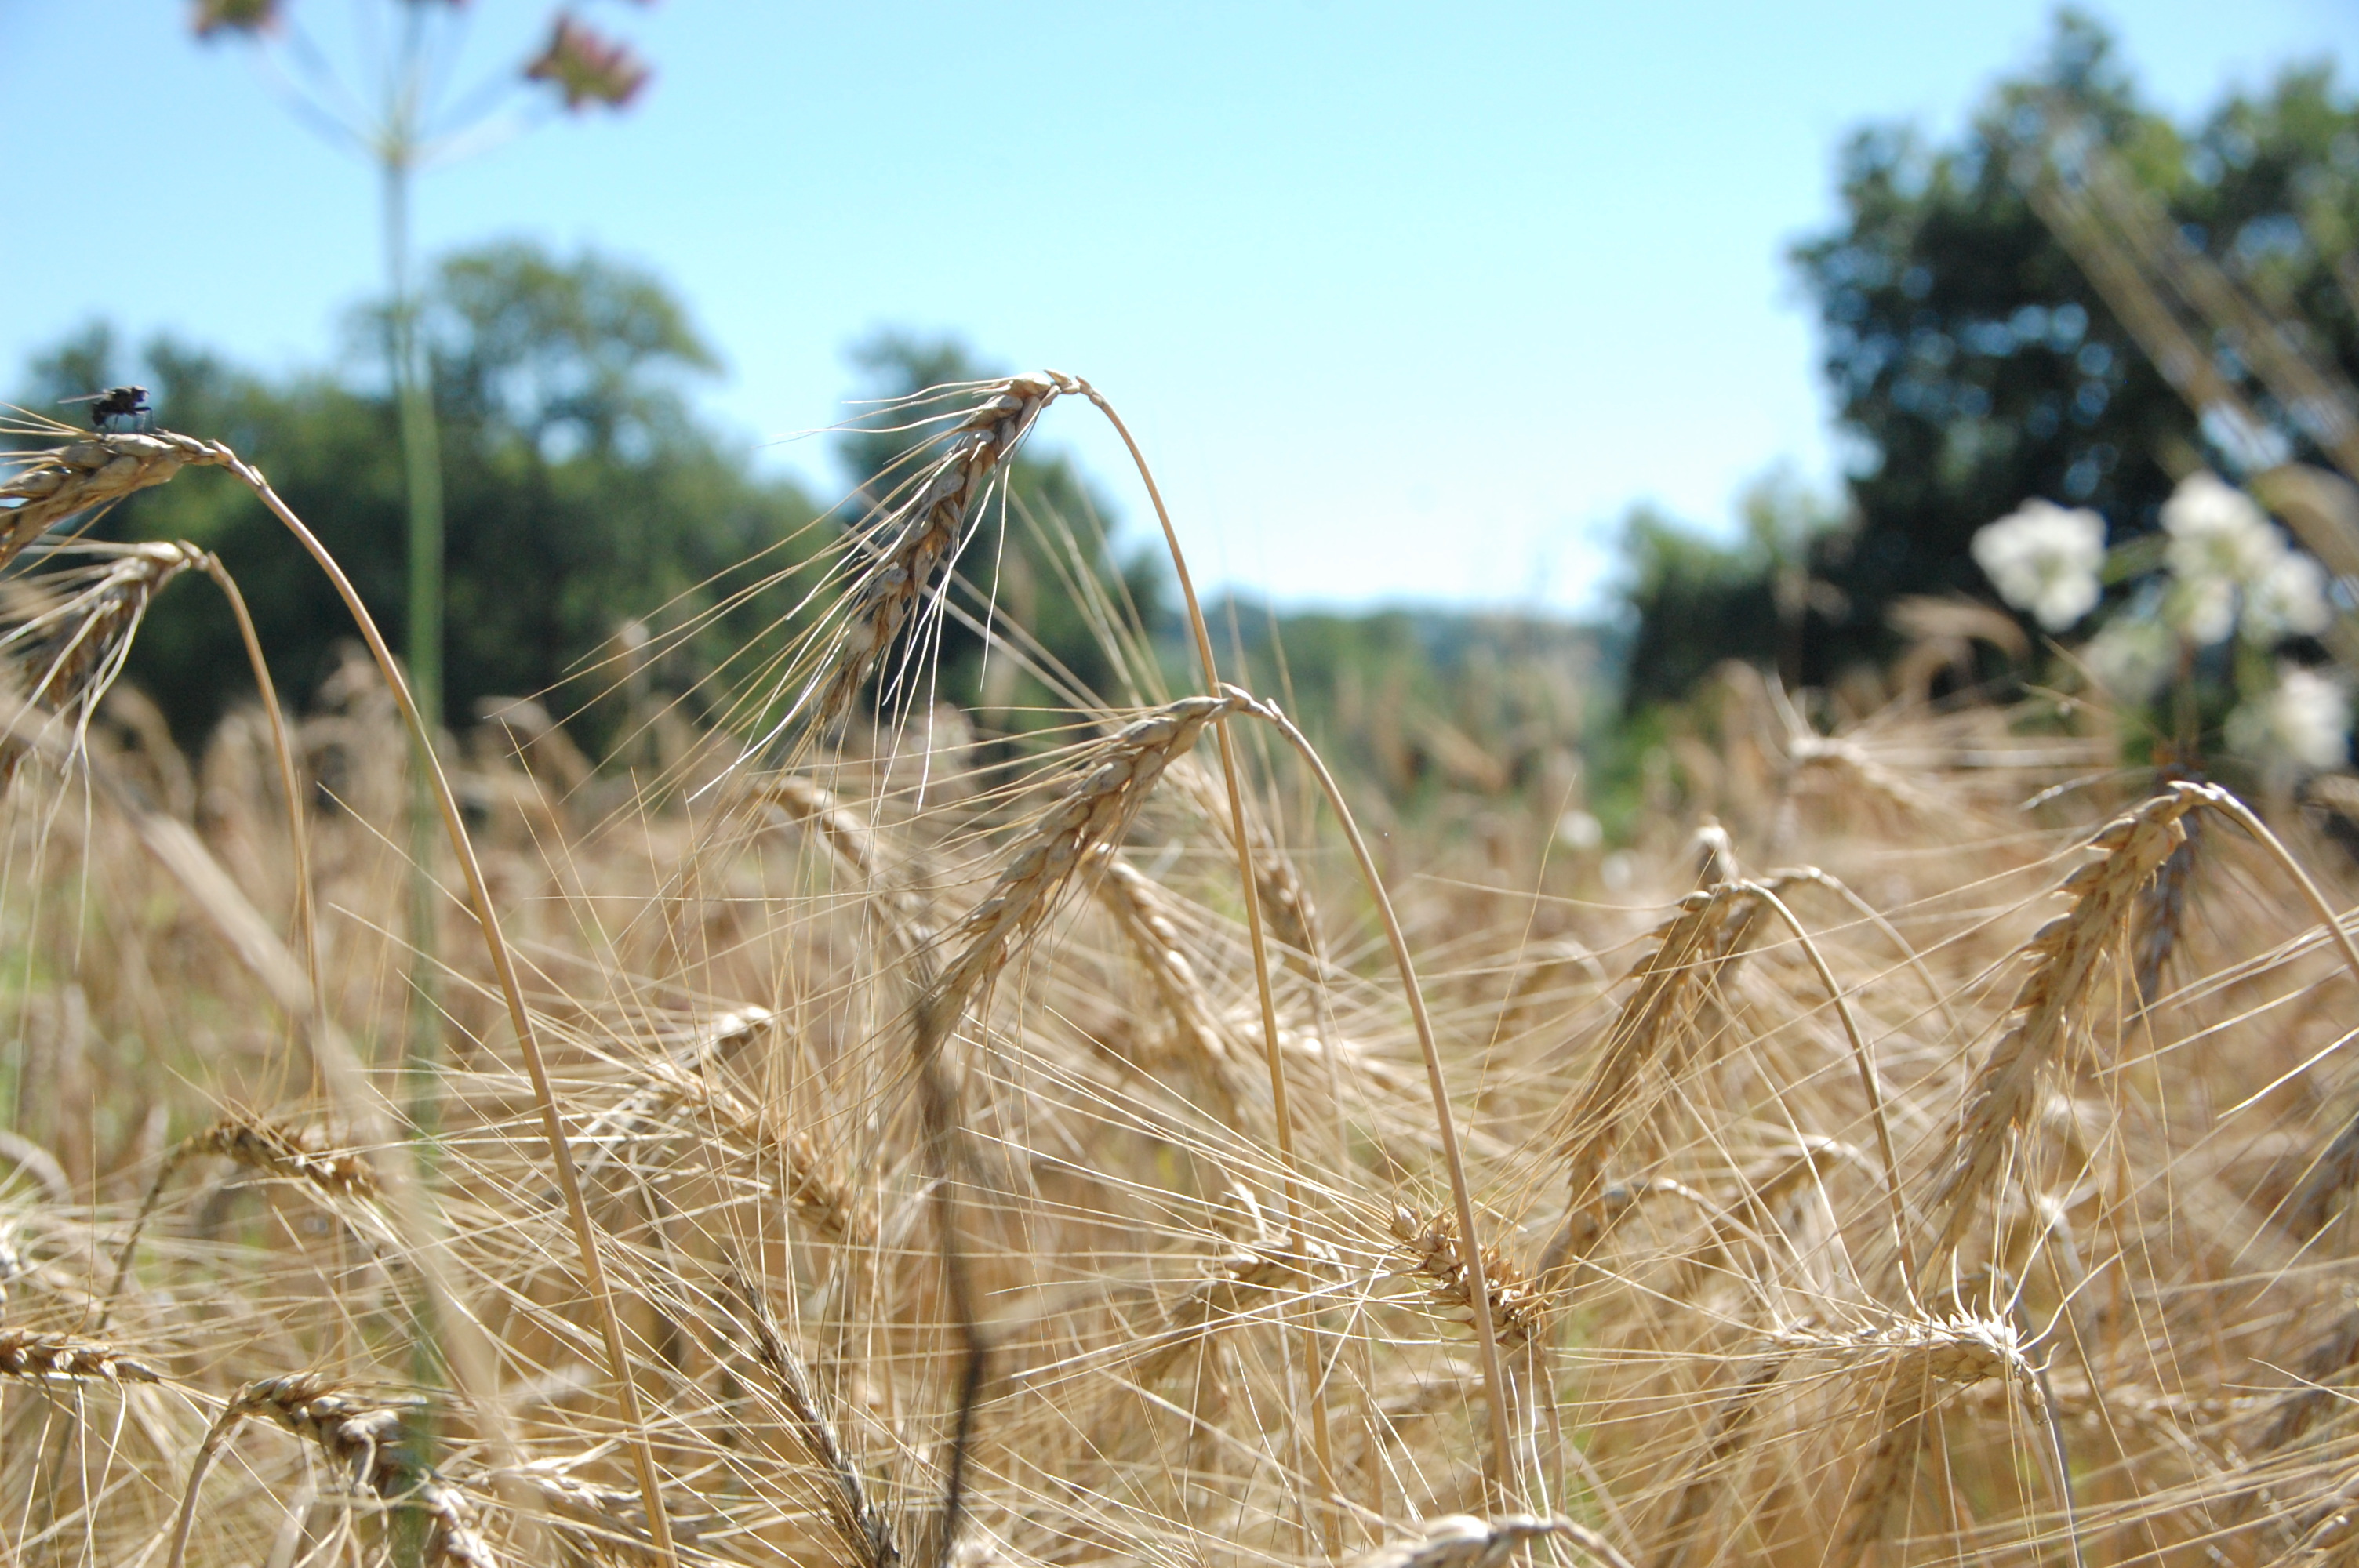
525 15 652 110
2083 612 2175 704
1971 499 2106 631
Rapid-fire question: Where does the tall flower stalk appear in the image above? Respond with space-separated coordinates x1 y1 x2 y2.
189 0 650 1121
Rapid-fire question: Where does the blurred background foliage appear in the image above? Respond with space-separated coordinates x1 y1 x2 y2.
20 11 2359 835
19 245 823 754
1630 11 2359 699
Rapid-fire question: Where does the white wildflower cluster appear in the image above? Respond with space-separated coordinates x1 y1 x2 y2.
1973 471 2350 781
2157 472 2331 645
2082 612 2175 705
1969 499 2105 632
1971 474 2333 647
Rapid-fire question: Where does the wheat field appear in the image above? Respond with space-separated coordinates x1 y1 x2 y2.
2 379 2357 1568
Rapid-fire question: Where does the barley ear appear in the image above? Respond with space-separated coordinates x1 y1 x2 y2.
1922 786 2201 1273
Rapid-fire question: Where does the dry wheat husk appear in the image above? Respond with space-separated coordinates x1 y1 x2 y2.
801 372 1078 735
1825 1316 2030 1564
1922 785 2203 1271
0 433 232 564
736 1286 900 1568
1092 848 1255 1120
935 693 1246 1013
1540 881 1763 1279
173 1374 495 1568
1389 1204 1550 1346
0 1327 162 1384
101 1113 379 1330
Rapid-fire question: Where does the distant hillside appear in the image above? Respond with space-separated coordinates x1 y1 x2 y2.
1203 597 1606 802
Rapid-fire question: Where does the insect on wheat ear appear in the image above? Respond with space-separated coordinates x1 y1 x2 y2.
58 385 152 434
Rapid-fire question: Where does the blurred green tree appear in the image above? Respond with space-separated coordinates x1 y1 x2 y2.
1628 12 2359 695
20 242 821 753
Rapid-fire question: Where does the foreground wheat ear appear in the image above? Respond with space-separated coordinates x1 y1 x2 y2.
0 424 679 1565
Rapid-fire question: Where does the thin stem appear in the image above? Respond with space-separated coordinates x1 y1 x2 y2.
1236 691 1516 1506
2191 783 2359 994
213 452 678 1567
383 145 449 1141
1073 380 1342 1548
198 557 326 1053
1747 883 1920 1306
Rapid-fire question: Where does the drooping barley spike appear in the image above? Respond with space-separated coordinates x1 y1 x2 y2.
574 1004 777 1174
185 1116 376 1197
768 775 936 955
171 1374 496 1568
1389 1203 1550 1346
0 541 208 786
0 432 234 567
0 1327 162 1384
769 773 884 875
1922 786 2202 1272
1539 882 1761 1281
796 372 1078 736
736 1281 900 1568
506 1459 710 1565
1819 1316 2027 1566
592 1057 874 1247
934 693 1247 1015
1126 1240 1299 1390
100 1112 376 1330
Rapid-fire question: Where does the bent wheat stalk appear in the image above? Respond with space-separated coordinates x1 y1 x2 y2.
1230 689 1517 1505
204 445 677 1564
27 428 678 1564
1071 376 1345 1541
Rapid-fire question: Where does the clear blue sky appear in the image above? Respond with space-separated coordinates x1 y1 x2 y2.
3 2 2354 612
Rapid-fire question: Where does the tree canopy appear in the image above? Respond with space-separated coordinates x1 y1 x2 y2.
20 242 824 750
1626 13 2359 699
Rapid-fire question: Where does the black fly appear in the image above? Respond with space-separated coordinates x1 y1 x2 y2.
59 385 152 434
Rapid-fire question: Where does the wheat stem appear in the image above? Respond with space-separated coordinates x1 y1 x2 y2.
1230 690 1516 1507
1073 381 1349 1546
197 556 326 1076
206 445 678 1567
1746 883 1919 1303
